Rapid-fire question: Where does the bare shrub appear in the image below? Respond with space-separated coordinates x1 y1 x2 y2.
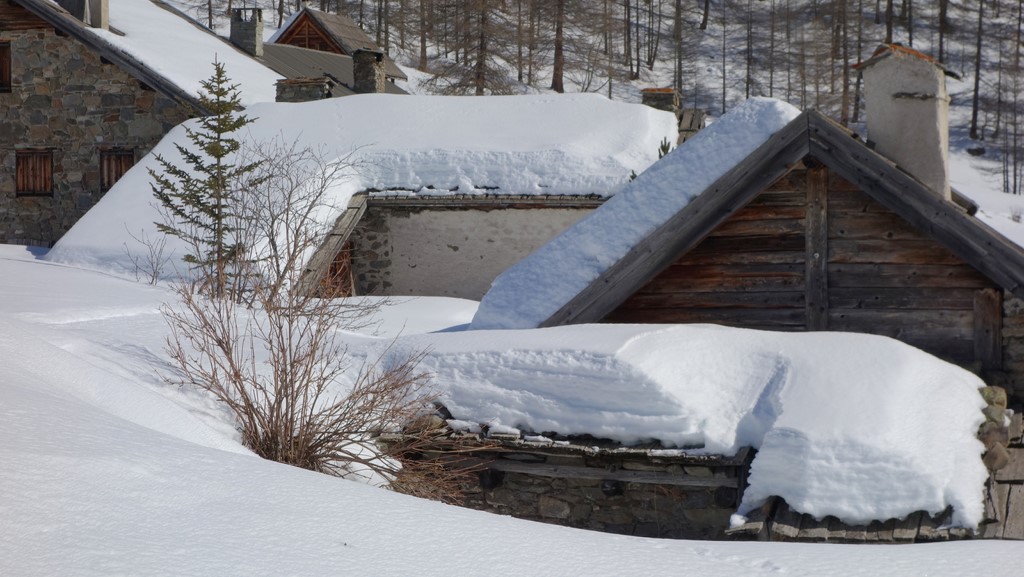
122 226 172 285
158 135 471 494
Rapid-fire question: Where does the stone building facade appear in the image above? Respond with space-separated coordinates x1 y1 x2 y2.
0 4 188 246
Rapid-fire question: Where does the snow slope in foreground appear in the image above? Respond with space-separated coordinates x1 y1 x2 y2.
1 247 1022 576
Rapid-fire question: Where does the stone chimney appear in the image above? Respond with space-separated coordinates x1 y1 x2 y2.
858 44 950 200
230 8 264 58
640 87 680 117
352 49 386 94
57 0 108 30
276 78 331 103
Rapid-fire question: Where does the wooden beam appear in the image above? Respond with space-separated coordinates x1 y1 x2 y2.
974 288 1004 371
297 193 367 296
806 166 829 330
477 458 739 489
542 112 812 327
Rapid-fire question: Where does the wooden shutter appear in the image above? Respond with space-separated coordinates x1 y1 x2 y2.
0 42 11 93
15 149 52 196
100 148 135 191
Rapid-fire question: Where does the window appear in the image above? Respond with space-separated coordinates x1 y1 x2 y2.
0 42 11 93
16 149 53 196
100 148 135 191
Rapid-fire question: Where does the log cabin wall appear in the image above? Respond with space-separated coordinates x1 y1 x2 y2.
607 161 1010 388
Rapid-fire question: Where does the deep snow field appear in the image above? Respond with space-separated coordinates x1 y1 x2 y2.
2 244 1024 576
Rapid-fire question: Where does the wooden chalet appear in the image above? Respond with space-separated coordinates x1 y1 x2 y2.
466 46 1024 404
534 109 1024 394
270 6 406 82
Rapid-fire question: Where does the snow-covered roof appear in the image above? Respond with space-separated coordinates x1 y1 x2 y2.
268 6 406 80
470 98 802 330
45 93 678 275
385 322 988 527
23 0 281 107
470 97 1024 330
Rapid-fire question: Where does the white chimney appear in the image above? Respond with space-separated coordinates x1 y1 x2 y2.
858 44 950 200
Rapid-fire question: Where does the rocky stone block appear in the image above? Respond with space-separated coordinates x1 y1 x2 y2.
984 443 1011 471
981 386 1009 409
538 496 571 519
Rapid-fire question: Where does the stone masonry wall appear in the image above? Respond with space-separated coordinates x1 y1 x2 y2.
1001 293 1024 403
438 437 748 540
0 27 188 245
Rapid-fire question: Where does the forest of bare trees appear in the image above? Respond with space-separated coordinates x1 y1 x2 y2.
188 1 1023 193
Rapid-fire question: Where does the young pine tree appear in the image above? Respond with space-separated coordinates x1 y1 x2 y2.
150 60 261 297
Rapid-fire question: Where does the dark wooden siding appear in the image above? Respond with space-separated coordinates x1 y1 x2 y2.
606 163 1002 369
606 171 809 331
0 3 50 31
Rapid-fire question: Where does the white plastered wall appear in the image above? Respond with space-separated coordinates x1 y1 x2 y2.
862 51 950 199
383 208 593 299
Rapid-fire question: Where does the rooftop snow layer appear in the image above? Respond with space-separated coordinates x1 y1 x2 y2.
469 97 802 330
387 323 988 527
87 0 282 106
46 93 677 277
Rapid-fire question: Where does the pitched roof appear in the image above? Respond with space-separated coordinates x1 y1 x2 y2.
14 0 282 111
269 7 407 81
260 44 407 96
470 101 1024 330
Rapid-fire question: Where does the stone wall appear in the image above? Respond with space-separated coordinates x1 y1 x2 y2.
446 437 747 540
0 26 188 245
348 197 600 299
1001 293 1024 403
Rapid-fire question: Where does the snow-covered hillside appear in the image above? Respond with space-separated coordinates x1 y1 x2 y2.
1 244 1022 576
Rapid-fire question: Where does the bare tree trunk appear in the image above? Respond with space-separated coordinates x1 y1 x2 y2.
624 0 633 76
906 0 913 46
673 0 682 93
721 0 727 113
745 0 753 99
970 0 985 140
884 0 893 43
516 0 524 82
852 0 864 124
700 0 710 30
527 0 536 85
839 0 850 125
551 0 565 92
418 0 429 69
938 0 949 62
474 5 487 95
